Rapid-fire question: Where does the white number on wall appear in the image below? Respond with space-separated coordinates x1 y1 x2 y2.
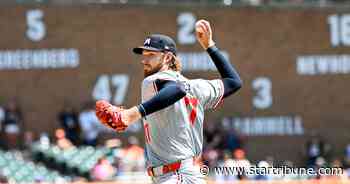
252 77 272 109
328 14 350 47
111 75 129 105
26 9 46 42
92 74 129 105
177 12 196 45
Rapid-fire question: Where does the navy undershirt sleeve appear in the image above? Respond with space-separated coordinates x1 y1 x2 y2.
137 45 242 117
137 80 186 117
207 45 242 98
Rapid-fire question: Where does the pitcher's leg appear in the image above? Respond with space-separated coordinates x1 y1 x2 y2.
177 165 207 184
180 171 207 184
152 171 183 184
153 171 206 184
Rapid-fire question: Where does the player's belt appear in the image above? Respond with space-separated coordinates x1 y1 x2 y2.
147 157 195 177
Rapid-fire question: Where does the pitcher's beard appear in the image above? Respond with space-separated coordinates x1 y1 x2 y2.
143 62 163 78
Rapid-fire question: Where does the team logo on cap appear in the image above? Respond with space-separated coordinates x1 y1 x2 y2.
144 38 151 46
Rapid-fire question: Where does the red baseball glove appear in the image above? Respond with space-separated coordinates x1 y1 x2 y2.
95 100 128 132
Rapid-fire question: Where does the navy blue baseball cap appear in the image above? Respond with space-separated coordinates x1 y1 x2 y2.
133 34 177 55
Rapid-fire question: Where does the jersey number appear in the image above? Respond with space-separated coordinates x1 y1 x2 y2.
144 123 151 144
183 96 198 126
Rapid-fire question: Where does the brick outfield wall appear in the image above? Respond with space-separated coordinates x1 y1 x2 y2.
0 6 349 164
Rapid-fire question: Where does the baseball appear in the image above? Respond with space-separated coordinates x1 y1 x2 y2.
195 21 205 33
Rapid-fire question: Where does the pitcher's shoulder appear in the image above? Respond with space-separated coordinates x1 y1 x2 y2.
145 70 183 82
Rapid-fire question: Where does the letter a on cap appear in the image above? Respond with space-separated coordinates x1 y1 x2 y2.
144 38 151 46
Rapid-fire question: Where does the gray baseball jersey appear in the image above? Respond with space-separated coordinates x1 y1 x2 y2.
141 70 224 167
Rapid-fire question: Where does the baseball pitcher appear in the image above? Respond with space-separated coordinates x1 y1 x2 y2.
96 19 242 184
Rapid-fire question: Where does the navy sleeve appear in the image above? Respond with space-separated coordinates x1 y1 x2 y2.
137 80 186 117
207 45 242 98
